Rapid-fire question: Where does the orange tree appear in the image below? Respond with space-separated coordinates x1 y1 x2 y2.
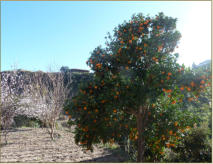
64 13 209 162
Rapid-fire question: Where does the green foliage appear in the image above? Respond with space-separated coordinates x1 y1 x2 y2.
162 62 212 162
64 72 93 99
60 66 70 73
164 124 211 162
14 115 43 128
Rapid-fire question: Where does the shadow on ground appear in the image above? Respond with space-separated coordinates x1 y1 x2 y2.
0 143 13 148
80 147 129 163
8 128 33 132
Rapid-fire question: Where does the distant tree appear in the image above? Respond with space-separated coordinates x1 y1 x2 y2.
60 66 70 73
192 62 196 69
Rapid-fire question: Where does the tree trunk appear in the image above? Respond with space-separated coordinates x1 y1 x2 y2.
136 106 145 162
50 124 54 140
4 132 8 145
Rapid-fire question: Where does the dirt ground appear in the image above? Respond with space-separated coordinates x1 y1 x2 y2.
0 127 127 162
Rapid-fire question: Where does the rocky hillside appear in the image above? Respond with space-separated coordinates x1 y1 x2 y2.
1 69 89 119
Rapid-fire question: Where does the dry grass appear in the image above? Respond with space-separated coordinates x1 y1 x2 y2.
0 126 126 162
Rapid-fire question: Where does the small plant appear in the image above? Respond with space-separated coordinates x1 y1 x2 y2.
13 115 43 128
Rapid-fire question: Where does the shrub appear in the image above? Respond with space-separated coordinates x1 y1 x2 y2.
13 115 43 128
164 124 211 162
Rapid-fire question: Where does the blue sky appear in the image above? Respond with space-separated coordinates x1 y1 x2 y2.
1 1 211 72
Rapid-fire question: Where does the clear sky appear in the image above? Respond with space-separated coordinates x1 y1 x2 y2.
1 1 211 72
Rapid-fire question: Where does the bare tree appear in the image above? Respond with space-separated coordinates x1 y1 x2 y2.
0 71 27 144
1 95 18 144
32 72 70 140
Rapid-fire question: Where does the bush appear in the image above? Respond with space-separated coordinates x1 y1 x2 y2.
13 115 43 128
163 124 211 162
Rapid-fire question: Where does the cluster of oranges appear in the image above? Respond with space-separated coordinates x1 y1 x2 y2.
82 126 88 132
113 109 117 113
79 140 87 145
152 57 159 63
163 89 172 93
129 128 138 141
166 143 175 148
157 45 163 52
95 63 102 69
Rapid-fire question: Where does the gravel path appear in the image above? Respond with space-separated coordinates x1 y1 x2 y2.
0 127 126 162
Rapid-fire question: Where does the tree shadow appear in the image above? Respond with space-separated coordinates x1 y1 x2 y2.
80 147 128 163
8 128 33 133
0 142 13 148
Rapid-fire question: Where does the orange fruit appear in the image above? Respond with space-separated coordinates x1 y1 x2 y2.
180 86 184 91
186 126 191 130
187 87 191 91
171 100 176 104
188 97 193 101
190 81 195 87
160 152 164 155
166 143 170 148
200 80 205 84
166 89 172 93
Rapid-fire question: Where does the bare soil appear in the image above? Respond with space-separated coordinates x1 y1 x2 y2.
0 127 127 162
